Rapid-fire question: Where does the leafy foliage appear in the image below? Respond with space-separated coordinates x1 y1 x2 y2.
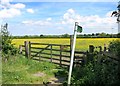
71 40 120 85
109 39 120 57
71 56 119 86
1 23 18 59
117 33 120 38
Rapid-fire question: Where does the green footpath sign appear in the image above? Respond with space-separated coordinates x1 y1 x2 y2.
77 25 82 33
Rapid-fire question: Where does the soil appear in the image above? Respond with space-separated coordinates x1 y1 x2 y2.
49 76 66 84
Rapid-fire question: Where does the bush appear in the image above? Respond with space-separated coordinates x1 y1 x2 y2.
71 39 120 86
72 56 119 85
1 23 18 60
109 39 120 57
117 33 120 38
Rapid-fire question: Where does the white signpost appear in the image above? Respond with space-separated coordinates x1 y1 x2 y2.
68 22 82 85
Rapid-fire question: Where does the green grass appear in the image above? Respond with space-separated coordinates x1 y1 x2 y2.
12 38 118 51
2 55 59 84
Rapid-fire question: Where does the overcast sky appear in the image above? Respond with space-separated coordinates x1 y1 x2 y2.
0 0 119 36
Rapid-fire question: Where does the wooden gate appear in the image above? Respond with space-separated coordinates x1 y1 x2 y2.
19 41 86 67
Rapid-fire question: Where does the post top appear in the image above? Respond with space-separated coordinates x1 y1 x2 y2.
75 22 79 26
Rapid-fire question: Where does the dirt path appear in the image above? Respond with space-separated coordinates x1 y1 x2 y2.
49 76 66 84
33 70 66 85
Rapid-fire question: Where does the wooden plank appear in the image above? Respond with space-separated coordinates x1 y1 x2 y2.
61 59 70 63
30 50 39 53
31 47 71 53
45 57 70 63
32 45 50 57
31 47 43 50
51 57 60 61
31 55 70 63
33 56 50 61
31 52 65 57
38 52 70 58
31 42 70 46
24 48 86 54
32 55 60 61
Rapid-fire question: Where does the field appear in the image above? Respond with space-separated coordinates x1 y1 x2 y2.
12 38 118 51
3 38 120 84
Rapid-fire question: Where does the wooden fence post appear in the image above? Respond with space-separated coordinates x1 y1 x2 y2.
70 35 73 56
60 45 62 67
50 45 53 63
24 41 29 58
19 45 22 54
104 44 107 52
29 41 31 59
99 46 102 53
84 51 88 64
89 45 94 53
88 45 94 61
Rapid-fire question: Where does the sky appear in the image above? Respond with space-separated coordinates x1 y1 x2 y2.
0 0 119 36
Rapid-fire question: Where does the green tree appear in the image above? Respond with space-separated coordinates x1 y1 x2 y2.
62 33 70 38
99 32 106 37
1 23 17 57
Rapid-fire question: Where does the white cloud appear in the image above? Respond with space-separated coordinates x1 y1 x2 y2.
22 20 33 24
22 20 52 26
0 8 21 18
0 0 34 19
63 9 75 20
0 0 11 5
0 0 11 9
67 8 75 14
21 8 117 34
61 8 116 31
7 0 118 2
0 1 25 19
46 18 52 21
11 3 25 9
26 9 34 14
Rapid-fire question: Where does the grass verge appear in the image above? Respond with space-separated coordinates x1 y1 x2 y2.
2 55 59 84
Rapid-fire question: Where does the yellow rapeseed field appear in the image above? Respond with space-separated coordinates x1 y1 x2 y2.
12 38 118 51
